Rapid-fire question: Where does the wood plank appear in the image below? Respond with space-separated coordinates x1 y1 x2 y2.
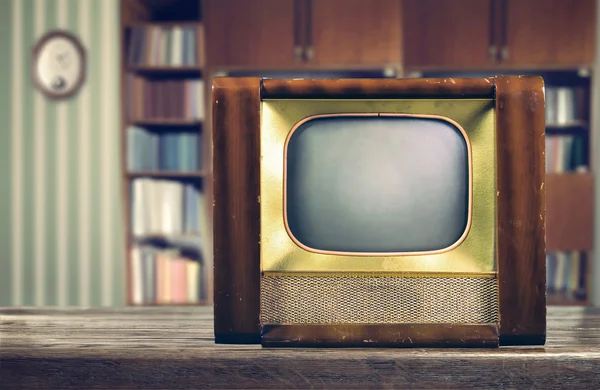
212 77 262 343
126 170 206 179
129 119 203 126
546 173 594 251
261 77 495 99
205 0 298 68
495 76 546 346
127 65 202 76
262 324 499 348
503 0 596 67
403 0 494 69
1 307 599 388
308 0 402 66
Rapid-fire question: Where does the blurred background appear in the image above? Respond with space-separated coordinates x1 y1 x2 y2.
0 0 598 308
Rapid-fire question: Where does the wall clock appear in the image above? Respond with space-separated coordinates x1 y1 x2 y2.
32 30 86 100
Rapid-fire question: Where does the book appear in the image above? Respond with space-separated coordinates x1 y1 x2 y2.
546 134 586 173
187 261 200 303
130 178 205 237
128 25 201 66
546 86 579 125
546 250 588 301
545 87 557 125
130 244 202 304
127 126 200 172
126 75 204 121
131 246 143 304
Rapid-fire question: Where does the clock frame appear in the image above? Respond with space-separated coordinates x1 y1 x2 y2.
31 30 86 100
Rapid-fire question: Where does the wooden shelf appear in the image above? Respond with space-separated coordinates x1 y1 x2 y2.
129 302 208 307
547 293 590 306
404 64 594 75
129 118 203 126
127 171 206 179
133 233 201 239
546 121 588 130
127 65 202 76
126 21 202 28
132 234 203 250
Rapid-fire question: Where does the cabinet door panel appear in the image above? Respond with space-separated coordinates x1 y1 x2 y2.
206 0 298 68
308 0 401 66
403 0 494 69
503 0 596 66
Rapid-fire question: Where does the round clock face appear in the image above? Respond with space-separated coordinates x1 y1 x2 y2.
33 31 85 99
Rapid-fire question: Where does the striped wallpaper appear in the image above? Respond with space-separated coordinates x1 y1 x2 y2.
0 0 124 306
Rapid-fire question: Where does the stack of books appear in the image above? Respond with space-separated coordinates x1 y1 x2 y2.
545 86 583 125
545 135 587 173
131 178 205 237
546 251 588 300
125 76 204 121
127 126 201 171
127 24 203 67
131 245 203 304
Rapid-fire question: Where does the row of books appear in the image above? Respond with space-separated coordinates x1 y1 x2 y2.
128 25 203 67
127 126 201 172
131 245 203 304
126 76 204 121
545 86 585 125
546 251 587 299
131 179 205 237
545 135 587 173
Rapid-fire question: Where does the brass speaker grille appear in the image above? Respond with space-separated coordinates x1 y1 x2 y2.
261 275 498 324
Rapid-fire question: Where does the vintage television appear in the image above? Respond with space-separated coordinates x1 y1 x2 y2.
213 77 546 348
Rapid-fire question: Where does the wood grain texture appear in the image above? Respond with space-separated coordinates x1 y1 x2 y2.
403 0 495 69
504 0 596 66
212 77 262 343
546 173 594 251
495 76 546 346
1 307 600 389
261 77 495 99
205 0 298 68
308 0 402 66
262 324 499 348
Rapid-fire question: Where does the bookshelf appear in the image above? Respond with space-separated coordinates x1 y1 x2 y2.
120 0 210 307
544 70 594 306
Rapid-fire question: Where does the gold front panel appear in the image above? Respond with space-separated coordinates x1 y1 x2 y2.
261 99 496 274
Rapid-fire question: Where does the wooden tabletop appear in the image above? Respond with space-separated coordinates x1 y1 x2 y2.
1 306 599 389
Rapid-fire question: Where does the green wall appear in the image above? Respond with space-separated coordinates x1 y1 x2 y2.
0 0 124 306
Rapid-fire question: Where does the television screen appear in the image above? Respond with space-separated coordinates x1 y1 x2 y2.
285 116 469 254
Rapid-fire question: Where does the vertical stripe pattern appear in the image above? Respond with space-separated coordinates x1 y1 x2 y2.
33 0 47 306
11 0 24 306
100 0 113 306
56 0 68 306
3 0 123 307
78 0 91 307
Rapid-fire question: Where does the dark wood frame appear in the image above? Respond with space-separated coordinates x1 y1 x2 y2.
31 30 86 101
213 76 546 347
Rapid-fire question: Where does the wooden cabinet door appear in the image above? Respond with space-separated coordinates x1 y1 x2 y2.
205 0 299 68
502 0 596 66
307 0 401 66
403 0 495 69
